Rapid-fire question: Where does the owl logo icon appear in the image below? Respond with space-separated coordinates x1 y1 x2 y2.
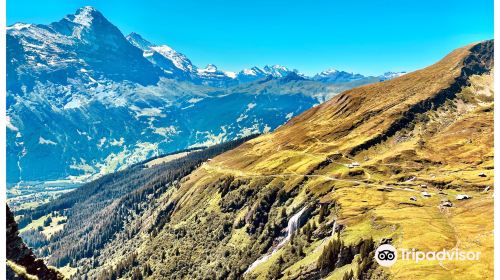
374 244 397 267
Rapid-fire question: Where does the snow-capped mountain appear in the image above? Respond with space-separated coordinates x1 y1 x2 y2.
263 65 296 77
236 65 298 83
7 6 163 91
126 32 298 87
312 69 408 83
378 71 407 81
126 32 198 82
195 64 238 87
312 69 366 83
6 6 401 186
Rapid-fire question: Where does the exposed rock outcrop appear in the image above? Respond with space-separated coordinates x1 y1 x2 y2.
6 205 63 280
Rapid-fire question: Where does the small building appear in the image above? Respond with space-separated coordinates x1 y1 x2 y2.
456 194 472 200
440 199 453 207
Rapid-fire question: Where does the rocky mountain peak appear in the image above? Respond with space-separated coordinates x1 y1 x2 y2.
204 64 218 72
126 32 154 50
72 6 103 27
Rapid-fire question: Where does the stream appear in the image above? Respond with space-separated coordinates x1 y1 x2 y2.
243 206 307 275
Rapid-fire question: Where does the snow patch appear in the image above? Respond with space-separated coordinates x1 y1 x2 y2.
7 23 33 31
132 106 166 118
39 136 57 145
70 158 96 173
110 138 125 146
238 123 261 138
6 116 19 131
72 6 97 27
224 71 237 78
153 126 179 137
188 97 203 104
98 137 107 148
64 98 84 109
236 114 248 122
190 127 228 148
151 45 193 72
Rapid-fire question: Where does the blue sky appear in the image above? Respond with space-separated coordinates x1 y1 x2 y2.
7 0 493 76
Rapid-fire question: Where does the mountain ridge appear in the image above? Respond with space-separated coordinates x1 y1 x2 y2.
7 6 404 88
7 6 393 187
14 40 494 279
145 40 493 279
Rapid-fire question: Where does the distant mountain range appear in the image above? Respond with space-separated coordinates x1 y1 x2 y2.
126 28 404 87
7 6 405 89
6 6 405 185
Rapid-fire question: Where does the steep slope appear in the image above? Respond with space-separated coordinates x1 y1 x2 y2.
273 41 492 156
6 205 64 280
127 32 240 87
122 40 491 279
24 40 493 279
7 6 163 89
127 32 195 80
13 137 256 275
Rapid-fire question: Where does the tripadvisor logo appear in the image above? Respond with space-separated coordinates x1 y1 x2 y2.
374 244 480 267
375 244 397 267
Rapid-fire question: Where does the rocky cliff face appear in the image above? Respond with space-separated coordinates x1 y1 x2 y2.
6 205 63 280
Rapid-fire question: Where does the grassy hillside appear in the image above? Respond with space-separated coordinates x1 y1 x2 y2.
16 41 493 280
13 136 257 273
120 40 492 280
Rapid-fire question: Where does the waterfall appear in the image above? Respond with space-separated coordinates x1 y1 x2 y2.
244 206 307 275
331 220 338 237
275 206 307 248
